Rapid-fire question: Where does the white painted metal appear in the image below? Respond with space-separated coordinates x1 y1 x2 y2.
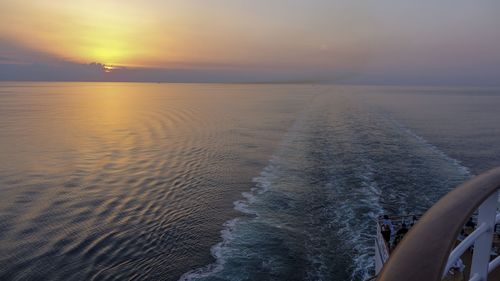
468 273 481 281
375 222 390 274
443 223 489 276
377 168 500 281
488 255 500 274
470 190 499 281
442 190 500 279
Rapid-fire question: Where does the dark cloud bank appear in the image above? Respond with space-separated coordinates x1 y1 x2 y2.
0 61 499 86
0 62 329 84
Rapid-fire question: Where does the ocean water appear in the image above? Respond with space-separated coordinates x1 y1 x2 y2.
0 83 499 281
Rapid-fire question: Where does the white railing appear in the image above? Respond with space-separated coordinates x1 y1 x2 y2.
377 167 500 281
443 190 499 281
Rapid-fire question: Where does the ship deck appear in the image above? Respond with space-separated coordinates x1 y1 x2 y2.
376 215 500 280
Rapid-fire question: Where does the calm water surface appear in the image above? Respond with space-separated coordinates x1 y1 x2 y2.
0 83 499 280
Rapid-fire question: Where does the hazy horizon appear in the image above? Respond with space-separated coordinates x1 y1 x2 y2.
1 1 499 86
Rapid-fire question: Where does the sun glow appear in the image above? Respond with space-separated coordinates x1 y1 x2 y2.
53 6 149 66
0 0 169 67
76 38 131 66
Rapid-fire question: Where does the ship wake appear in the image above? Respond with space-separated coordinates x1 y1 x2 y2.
181 93 470 281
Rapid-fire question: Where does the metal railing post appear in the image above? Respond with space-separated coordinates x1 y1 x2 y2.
470 190 499 281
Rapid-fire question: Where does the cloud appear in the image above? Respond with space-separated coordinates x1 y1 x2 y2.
1 58 499 86
0 39 66 65
0 37 354 83
0 61 348 83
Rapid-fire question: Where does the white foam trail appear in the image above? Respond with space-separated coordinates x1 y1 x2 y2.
179 219 239 281
233 161 276 215
350 163 384 281
179 160 282 280
384 115 471 177
179 96 319 281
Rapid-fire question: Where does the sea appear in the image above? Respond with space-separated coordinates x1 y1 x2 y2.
0 82 499 281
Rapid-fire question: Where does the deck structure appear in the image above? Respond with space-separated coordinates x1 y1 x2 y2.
375 167 500 281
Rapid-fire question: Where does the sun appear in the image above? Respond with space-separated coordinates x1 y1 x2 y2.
103 65 116 73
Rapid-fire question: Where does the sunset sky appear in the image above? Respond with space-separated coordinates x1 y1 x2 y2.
0 0 499 84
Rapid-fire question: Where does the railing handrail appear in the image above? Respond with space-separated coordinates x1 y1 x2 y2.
377 167 500 281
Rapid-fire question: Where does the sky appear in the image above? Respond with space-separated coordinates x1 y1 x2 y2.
0 0 499 85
